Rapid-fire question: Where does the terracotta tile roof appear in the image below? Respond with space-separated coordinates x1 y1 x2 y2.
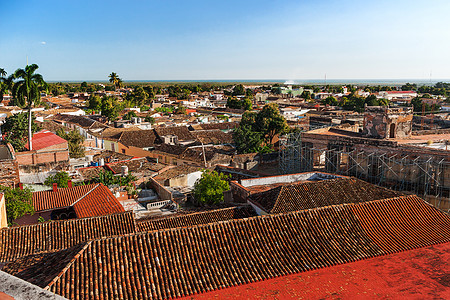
72 183 124 218
154 126 195 141
248 177 403 214
5 195 449 299
24 130 67 151
52 114 108 130
152 144 186 156
32 183 124 218
38 120 66 133
0 212 135 263
118 129 158 148
106 157 166 175
93 150 133 163
153 165 202 182
77 166 106 181
196 122 238 131
178 145 234 164
136 206 256 232
92 127 140 141
191 129 233 144
189 242 450 299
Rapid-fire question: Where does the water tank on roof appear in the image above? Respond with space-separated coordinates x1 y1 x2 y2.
99 158 105 166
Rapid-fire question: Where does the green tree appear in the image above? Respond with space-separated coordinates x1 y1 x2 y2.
0 185 34 226
144 116 155 124
322 96 338 106
226 97 241 109
108 72 121 90
1 112 40 151
143 86 155 99
0 68 11 102
255 103 288 144
174 103 187 114
11 64 47 151
365 94 379 106
193 170 230 205
87 94 102 111
233 121 263 153
232 84 245 96
80 81 88 91
92 170 136 187
131 86 149 106
101 95 119 121
233 105 287 153
44 171 71 188
56 129 85 158
123 110 137 120
301 91 311 100
241 98 253 111
411 97 433 112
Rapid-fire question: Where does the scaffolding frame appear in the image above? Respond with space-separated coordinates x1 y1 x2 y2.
279 131 450 212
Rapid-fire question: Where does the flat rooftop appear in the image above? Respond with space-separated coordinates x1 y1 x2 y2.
236 172 343 194
184 241 450 299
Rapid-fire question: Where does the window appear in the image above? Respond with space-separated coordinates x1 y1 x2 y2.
390 123 396 138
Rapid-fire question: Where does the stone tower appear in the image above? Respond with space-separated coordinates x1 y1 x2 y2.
362 106 413 139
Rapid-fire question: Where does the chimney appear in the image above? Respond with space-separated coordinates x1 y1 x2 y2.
19 183 23 190
53 183 58 192
68 180 72 188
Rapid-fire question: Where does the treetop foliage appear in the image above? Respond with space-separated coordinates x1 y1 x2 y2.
1 112 40 151
44 171 71 188
233 103 287 154
0 185 34 226
193 170 230 205
56 128 85 158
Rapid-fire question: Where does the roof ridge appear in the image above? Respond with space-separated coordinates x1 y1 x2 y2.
70 184 101 207
44 241 92 290
271 185 286 213
0 211 134 232
137 206 251 223
97 195 424 244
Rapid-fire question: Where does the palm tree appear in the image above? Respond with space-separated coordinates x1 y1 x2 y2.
108 72 120 90
0 69 7 102
11 64 47 151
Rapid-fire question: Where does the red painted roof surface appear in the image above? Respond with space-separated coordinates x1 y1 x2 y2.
72 183 124 218
5 195 448 299
184 242 450 299
386 90 416 94
25 130 67 150
32 183 124 218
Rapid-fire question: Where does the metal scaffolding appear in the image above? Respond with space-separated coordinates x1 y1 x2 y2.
279 132 450 212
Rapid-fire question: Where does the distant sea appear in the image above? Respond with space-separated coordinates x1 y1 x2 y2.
50 79 450 85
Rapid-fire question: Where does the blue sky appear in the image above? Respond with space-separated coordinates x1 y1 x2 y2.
1 0 450 81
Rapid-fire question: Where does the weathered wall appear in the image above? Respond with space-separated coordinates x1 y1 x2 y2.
148 177 173 201
0 144 20 187
0 194 7 228
15 148 69 166
362 106 413 139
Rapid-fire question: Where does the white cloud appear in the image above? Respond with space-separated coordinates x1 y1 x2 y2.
41 41 46 45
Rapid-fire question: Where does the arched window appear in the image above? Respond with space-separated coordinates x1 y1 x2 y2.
390 123 396 138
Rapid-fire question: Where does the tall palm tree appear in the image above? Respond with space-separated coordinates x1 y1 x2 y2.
0 69 7 102
11 64 47 151
108 72 120 90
